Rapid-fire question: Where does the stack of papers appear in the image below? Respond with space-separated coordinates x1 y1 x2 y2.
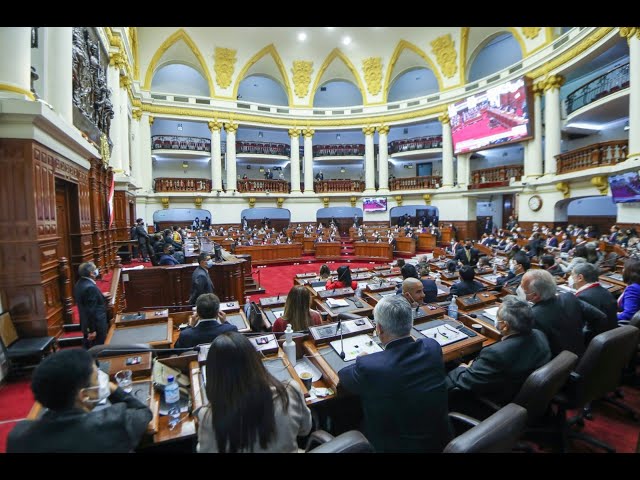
330 334 382 361
327 298 349 308
420 325 468 347
482 306 500 326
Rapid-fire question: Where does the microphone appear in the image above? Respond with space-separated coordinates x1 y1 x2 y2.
277 292 280 300
336 317 345 359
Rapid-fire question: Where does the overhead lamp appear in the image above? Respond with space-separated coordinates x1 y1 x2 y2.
340 167 346 173
259 167 265 173
297 32 307 42
342 36 351 45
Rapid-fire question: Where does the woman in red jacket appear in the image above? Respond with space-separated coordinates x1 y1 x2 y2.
272 285 323 332
325 265 358 290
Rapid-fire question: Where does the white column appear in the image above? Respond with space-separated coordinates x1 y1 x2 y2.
0 27 32 99
130 112 141 186
44 27 72 123
543 74 564 175
302 128 314 194
623 30 640 158
139 114 153 192
377 125 390 193
457 153 471 188
440 112 454 187
289 129 301 193
525 84 544 178
107 65 122 171
363 126 376 192
225 123 238 192
209 121 223 191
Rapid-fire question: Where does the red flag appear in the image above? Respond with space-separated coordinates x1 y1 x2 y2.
108 177 115 227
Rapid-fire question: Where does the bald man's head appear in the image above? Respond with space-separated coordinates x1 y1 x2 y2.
402 277 425 306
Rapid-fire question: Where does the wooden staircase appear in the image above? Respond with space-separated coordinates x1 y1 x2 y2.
340 237 354 256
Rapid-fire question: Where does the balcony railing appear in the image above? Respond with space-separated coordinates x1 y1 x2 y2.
389 136 443 154
565 63 630 115
469 164 523 189
237 179 290 193
314 180 365 193
390 176 442 191
151 135 211 152
556 140 628 174
153 178 212 193
313 144 365 157
236 141 290 156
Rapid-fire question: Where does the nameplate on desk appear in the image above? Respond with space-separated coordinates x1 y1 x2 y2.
319 288 354 299
309 318 375 344
366 283 395 293
121 313 145 322
296 272 317 279
419 324 468 347
326 297 350 308
329 334 382 361
259 296 287 308
607 273 623 282
481 274 501 284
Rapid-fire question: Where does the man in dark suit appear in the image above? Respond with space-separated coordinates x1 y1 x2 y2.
571 263 618 342
338 296 452 452
7 349 152 453
73 262 108 349
540 254 564 276
395 264 438 303
559 234 573 253
447 295 551 406
546 235 559 249
496 252 530 290
483 216 493 234
134 218 151 262
189 252 215 305
455 240 480 266
450 265 485 297
521 269 606 357
175 293 237 349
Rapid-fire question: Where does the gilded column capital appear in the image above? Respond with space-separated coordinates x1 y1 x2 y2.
422 194 432 205
394 195 403 206
132 109 142 121
362 126 376 136
438 111 450 125
532 81 545 98
224 122 238 134
194 196 203 209
288 128 300 138
302 128 315 138
376 125 390 135
248 197 257 208
556 181 570 198
590 176 609 195
619 27 640 40
322 197 330 208
148 116 154 125
276 197 285 208
349 196 357 207
208 120 223 132
119 75 132 89
543 74 565 92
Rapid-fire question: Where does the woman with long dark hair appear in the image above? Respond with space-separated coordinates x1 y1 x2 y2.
618 259 640 324
272 285 323 333
325 265 358 290
196 332 312 453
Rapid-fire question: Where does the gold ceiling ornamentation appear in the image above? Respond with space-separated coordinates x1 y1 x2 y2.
161 197 170 209
350 196 357 208
194 196 203 209
521 27 542 39
556 181 570 199
276 197 285 208
148 115 154 125
214 47 237 89
531 80 546 97
362 57 383 96
132 109 142 121
291 60 314 98
430 34 458 79
127 27 139 80
394 195 403 206
619 27 640 40
423 194 432 205
248 197 256 208
322 197 330 208
119 75 132 89
590 176 609 195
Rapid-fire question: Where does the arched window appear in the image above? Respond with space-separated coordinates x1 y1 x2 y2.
237 74 288 106
388 67 439 102
151 63 209 97
313 80 363 108
468 33 523 83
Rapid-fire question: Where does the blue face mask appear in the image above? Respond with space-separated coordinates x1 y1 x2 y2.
206 259 214 268
93 268 100 277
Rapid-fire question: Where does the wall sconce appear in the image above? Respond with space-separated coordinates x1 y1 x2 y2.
336 133 341 140
340 167 346 173
216 190 221 196
177 123 183 131
259 166 265 173
258 131 263 138
182 161 189 169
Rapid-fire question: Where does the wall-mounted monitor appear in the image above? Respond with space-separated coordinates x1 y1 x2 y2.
363 197 388 212
609 172 640 203
448 76 532 154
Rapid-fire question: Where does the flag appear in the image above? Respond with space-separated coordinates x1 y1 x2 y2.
108 176 115 228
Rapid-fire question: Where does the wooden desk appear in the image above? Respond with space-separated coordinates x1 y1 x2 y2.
456 292 498 311
303 237 316 254
395 237 416 255
115 309 169 327
235 243 303 264
260 295 287 308
315 242 342 260
416 233 436 250
600 272 627 288
314 296 374 320
353 242 393 261
106 320 174 349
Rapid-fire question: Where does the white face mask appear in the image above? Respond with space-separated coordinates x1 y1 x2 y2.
509 261 517 273
93 268 100 278
568 276 575 288
516 285 528 302
82 369 110 407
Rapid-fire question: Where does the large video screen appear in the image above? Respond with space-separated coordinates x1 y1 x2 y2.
609 172 640 203
363 197 388 212
448 77 532 154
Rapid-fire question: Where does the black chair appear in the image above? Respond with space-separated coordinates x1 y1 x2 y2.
0 311 56 376
552 325 640 452
444 403 528 453
305 430 374 453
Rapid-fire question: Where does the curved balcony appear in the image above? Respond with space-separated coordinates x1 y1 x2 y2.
469 165 523 189
151 135 211 152
313 144 365 157
237 179 290 193
389 136 443 154
556 140 628 175
390 176 441 191
236 141 290 157
565 63 629 116
314 180 365 193
153 177 212 193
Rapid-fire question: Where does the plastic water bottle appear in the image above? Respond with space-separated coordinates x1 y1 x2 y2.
283 324 297 367
165 375 180 425
448 295 459 320
493 262 498 275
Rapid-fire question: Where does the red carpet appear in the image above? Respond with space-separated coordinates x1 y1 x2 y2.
0 379 33 422
0 422 18 453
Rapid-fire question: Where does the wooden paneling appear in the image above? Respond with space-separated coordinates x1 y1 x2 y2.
395 237 416 255
353 242 393 261
567 216 617 234
122 260 246 310
234 243 303 264
447 221 477 242
315 242 342 259
416 233 436 250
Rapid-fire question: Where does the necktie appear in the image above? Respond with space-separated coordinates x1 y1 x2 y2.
466 250 471 262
